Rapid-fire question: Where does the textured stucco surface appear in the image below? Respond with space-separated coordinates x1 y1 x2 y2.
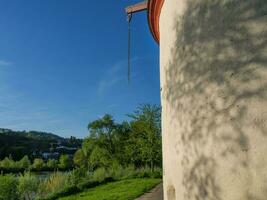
159 0 267 200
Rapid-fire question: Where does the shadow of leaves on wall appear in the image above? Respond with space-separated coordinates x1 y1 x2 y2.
164 0 267 199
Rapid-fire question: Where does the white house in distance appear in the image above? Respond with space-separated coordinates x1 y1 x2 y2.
128 0 267 199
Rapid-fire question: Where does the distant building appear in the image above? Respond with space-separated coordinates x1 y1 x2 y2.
41 152 60 160
34 142 77 160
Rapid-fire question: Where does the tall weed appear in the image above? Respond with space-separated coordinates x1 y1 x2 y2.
37 172 69 199
18 172 38 200
0 174 18 200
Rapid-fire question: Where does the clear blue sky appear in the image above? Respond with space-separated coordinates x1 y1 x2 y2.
0 0 160 138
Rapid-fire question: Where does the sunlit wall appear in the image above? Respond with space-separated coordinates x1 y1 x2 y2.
159 0 267 199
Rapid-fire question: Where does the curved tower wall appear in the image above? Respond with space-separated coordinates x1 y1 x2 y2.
159 0 267 199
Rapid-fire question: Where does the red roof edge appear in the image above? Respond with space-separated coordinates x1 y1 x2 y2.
147 0 165 44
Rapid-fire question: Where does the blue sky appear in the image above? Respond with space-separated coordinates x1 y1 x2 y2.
0 0 160 138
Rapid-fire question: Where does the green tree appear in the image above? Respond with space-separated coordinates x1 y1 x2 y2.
59 155 72 169
112 121 131 166
78 105 162 171
128 104 162 170
87 114 117 155
47 159 58 170
32 158 44 171
0 156 15 169
128 104 161 128
18 156 31 170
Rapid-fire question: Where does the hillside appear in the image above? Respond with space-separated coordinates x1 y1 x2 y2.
0 128 82 160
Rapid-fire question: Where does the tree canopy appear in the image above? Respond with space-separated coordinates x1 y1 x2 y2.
74 104 162 171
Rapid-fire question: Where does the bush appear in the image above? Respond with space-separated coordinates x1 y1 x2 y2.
0 174 19 200
18 156 31 170
91 167 109 182
68 168 88 185
107 165 162 180
150 168 162 178
0 157 16 169
136 167 150 178
120 165 137 179
59 155 72 170
46 159 58 170
91 165 162 181
18 172 38 200
32 159 44 171
107 163 124 180
107 164 139 180
39 186 81 200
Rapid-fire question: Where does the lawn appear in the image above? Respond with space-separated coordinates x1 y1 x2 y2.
59 178 161 200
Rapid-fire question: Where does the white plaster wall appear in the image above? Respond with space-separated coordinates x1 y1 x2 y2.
159 0 267 200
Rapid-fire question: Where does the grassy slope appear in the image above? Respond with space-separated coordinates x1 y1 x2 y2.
59 178 161 200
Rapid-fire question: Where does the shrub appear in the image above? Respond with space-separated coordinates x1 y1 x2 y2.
0 157 15 169
32 159 44 171
0 174 19 200
59 155 72 170
91 167 109 182
68 168 88 185
46 159 58 170
107 163 124 180
18 172 38 200
120 165 137 179
150 168 162 178
137 167 151 178
18 156 31 170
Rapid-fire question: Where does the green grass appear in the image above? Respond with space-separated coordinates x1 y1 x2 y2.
59 178 161 200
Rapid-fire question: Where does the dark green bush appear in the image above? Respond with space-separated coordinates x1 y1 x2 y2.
39 186 81 200
68 168 88 185
77 180 100 190
77 177 114 190
91 167 108 182
150 170 162 178
138 171 150 178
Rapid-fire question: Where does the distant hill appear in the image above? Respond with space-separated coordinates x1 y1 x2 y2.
0 128 82 160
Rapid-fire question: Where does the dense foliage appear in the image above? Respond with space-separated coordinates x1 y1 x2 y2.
74 104 162 171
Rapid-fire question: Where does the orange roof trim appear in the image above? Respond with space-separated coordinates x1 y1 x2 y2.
147 0 164 43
